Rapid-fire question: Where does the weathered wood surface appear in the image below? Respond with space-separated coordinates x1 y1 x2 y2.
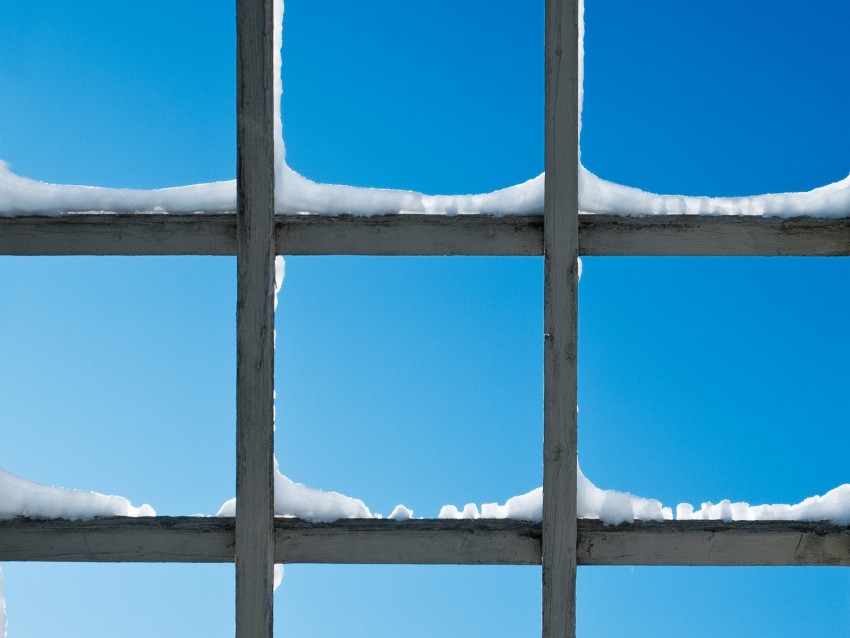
543 0 579 635
579 214 850 256
235 0 276 634
2 518 846 566
274 519 542 564
2 213 848 257
0 517 236 562
278 519 850 567
0 214 238 255
577 520 850 566
276 213 544 255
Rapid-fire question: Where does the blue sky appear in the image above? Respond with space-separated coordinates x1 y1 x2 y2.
1 0 849 636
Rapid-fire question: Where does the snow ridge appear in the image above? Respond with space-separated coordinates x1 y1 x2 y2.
1 0 847 218
0 466 154 520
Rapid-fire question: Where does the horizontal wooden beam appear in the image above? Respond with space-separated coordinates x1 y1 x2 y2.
0 214 238 256
0 517 847 566
579 215 850 257
0 517 236 562
274 519 541 565
1 214 847 257
277 214 543 256
578 520 850 566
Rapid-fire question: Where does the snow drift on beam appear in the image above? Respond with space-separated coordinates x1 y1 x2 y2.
441 467 850 525
0 466 154 519
1 0 848 218
438 465 672 525
216 456 372 523
677 484 850 525
217 255 373 525
0 161 236 215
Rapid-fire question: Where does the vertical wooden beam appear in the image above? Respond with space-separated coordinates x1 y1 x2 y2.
543 0 579 635
236 0 276 636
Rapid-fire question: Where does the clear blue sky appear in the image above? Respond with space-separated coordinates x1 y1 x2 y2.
1 0 849 636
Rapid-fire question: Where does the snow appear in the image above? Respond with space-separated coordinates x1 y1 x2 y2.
5 239 843 532
273 565 285 593
5 451 844 529
579 166 850 218
218 255 374 524
216 458 372 523
434 256 850 526
1 0 848 218
439 467 850 526
577 467 673 524
4 156 848 217
439 490 542 522
438 465 672 525
0 161 235 215
677 484 850 525
0 470 152 638
0 466 154 520
388 505 414 521
0 0 846 629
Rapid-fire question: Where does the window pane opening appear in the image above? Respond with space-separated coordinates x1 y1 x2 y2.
0 256 236 516
273 256 543 521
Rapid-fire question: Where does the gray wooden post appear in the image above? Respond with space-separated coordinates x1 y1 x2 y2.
235 0 276 635
543 0 580 635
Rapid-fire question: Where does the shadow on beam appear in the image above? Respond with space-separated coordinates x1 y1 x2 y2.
577 520 850 566
1 213 848 257
0 517 847 566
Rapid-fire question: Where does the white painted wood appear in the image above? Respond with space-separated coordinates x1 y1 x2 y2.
1 214 848 257
543 0 579 635
235 0 276 635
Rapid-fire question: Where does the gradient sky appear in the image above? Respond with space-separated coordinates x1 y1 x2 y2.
1 0 848 636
